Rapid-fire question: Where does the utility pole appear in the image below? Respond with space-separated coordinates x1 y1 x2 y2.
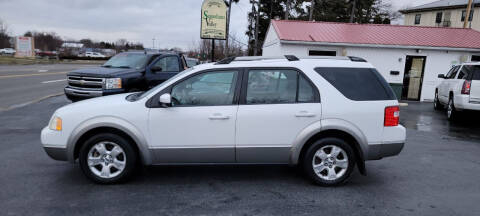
349 0 357 23
254 0 260 56
285 0 291 20
309 0 315 21
152 38 155 49
225 0 232 57
464 0 474 28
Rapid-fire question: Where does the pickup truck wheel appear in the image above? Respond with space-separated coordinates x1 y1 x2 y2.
434 91 442 110
79 133 137 184
447 97 457 121
303 138 355 186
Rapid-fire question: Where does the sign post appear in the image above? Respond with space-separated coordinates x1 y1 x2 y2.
201 0 228 62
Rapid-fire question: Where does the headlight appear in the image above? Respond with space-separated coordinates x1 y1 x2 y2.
48 116 62 131
104 78 122 89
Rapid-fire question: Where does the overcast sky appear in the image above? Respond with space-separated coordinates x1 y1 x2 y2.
0 0 436 50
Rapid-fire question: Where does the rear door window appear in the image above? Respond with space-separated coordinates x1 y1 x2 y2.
315 67 396 101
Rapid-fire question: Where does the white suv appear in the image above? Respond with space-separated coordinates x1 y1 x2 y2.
434 62 480 120
41 56 406 186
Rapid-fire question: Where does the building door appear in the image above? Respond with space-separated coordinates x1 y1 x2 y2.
401 56 426 101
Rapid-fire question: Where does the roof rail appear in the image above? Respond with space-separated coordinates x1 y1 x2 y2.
215 55 368 64
215 55 299 64
348 56 367 62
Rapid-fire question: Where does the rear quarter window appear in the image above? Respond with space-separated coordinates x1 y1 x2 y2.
315 67 396 101
470 65 480 80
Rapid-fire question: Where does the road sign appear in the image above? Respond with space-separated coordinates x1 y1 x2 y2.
201 0 227 40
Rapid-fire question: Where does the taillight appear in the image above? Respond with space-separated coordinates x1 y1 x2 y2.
384 106 400 127
461 80 471 95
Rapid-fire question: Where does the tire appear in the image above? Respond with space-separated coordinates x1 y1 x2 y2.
303 138 356 186
434 91 442 110
79 133 137 184
447 96 457 121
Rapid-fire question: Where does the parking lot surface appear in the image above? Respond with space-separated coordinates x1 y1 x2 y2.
0 64 98 111
1 95 480 215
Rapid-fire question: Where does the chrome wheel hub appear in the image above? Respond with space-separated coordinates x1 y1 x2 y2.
87 142 126 179
312 145 349 181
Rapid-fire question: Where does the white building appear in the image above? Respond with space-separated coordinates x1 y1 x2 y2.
262 20 480 101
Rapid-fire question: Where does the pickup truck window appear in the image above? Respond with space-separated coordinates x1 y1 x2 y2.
103 53 149 69
153 56 180 72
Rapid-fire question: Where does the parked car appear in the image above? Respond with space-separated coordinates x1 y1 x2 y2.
64 51 188 101
434 62 480 120
85 52 106 58
42 55 405 186
185 57 200 68
0 48 16 55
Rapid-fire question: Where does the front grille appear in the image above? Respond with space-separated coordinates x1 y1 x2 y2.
67 76 103 90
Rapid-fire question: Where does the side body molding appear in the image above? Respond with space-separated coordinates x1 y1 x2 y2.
289 118 368 165
66 116 152 165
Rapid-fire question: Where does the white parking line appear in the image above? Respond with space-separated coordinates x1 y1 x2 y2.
38 70 49 72
41 79 66 84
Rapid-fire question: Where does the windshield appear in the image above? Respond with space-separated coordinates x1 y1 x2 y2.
134 67 195 100
103 53 149 69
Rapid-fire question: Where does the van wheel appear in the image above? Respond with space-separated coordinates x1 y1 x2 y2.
303 138 355 186
79 133 137 184
447 97 457 121
434 91 442 110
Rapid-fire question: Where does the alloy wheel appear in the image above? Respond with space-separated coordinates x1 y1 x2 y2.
312 145 349 181
87 141 126 179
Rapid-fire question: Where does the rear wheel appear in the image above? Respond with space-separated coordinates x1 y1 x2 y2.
303 138 355 186
79 133 137 184
447 96 457 121
434 91 442 110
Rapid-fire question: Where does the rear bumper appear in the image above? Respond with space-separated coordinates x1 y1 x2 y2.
64 87 125 100
367 142 404 160
454 95 480 111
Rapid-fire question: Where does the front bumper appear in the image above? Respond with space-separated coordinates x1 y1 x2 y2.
43 146 68 161
64 87 125 100
41 127 68 161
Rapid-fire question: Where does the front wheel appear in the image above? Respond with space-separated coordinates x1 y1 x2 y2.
434 91 442 110
303 138 356 186
79 133 137 184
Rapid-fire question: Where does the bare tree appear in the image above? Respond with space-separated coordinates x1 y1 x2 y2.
0 18 12 48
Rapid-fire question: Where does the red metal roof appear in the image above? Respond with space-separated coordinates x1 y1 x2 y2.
271 20 480 49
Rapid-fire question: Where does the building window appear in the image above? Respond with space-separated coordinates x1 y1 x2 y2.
472 55 480 62
461 10 474 22
308 50 336 56
435 12 443 23
414 14 421 25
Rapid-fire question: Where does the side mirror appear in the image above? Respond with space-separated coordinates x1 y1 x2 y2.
159 93 171 107
151 66 163 72
438 74 445 79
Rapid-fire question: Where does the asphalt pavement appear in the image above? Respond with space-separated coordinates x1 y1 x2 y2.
0 64 98 110
0 95 479 215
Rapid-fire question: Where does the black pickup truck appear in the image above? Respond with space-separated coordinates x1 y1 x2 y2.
65 51 188 101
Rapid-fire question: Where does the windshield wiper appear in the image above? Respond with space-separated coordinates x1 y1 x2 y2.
102 65 112 68
116 66 131 68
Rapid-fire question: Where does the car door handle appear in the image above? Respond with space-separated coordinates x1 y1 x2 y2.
208 113 230 120
295 111 316 117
